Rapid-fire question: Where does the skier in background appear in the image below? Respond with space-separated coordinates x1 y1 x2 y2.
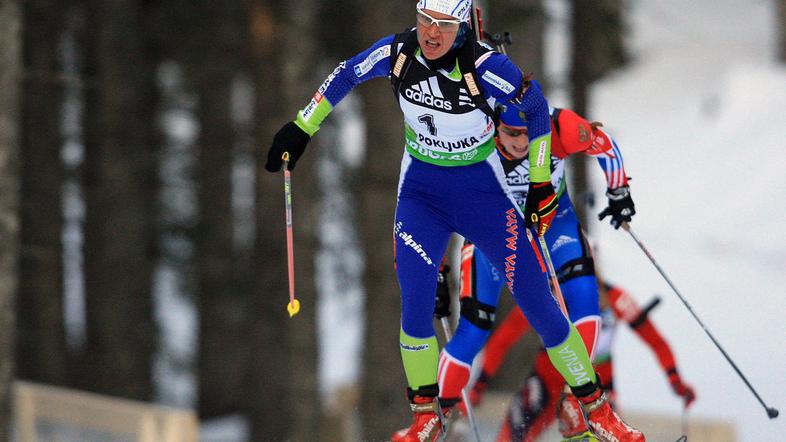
464 279 696 441
264 0 643 440
434 102 638 442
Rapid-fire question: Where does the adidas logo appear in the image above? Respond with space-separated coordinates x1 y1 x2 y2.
458 87 474 108
403 77 476 111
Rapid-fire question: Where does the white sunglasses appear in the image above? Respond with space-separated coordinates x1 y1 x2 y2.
416 9 462 32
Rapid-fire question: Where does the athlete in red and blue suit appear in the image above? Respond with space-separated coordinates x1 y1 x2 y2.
436 105 639 440
473 280 696 442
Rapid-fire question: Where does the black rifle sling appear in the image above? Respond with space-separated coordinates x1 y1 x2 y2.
390 30 495 120
390 30 420 99
456 34 495 120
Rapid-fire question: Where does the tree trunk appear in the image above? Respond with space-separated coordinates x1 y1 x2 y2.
17 0 68 387
80 0 158 400
487 0 545 79
569 0 628 228
247 3 290 439
247 1 320 440
778 0 786 62
312 2 366 440
183 0 249 419
357 4 411 440
0 0 21 438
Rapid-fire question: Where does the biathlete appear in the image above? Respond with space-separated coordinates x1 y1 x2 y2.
434 104 641 441
265 1 641 440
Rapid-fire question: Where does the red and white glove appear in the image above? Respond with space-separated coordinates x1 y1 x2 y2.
669 371 696 408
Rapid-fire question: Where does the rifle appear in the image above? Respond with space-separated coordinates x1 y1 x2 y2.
470 2 513 54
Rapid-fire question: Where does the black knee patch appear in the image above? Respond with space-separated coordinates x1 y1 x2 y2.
407 383 439 401
556 255 595 284
459 297 496 330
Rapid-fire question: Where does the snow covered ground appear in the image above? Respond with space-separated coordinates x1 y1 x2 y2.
580 0 786 439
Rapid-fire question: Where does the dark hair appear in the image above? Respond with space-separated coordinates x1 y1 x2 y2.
450 22 471 50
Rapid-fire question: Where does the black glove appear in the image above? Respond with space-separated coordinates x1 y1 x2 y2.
265 121 311 172
598 185 635 229
433 264 452 319
524 181 558 236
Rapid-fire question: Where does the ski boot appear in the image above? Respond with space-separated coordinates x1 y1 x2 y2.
391 386 449 442
558 388 598 442
575 384 645 442
467 371 489 407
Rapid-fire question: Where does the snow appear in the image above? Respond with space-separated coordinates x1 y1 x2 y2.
582 0 786 439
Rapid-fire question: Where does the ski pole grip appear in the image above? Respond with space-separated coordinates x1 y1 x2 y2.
640 296 661 317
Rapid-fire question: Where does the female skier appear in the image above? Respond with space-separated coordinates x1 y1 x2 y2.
265 1 642 440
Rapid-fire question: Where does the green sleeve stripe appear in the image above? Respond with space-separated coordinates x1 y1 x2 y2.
295 96 334 137
528 133 553 183
399 328 439 389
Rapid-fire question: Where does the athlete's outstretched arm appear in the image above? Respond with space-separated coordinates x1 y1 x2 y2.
294 35 396 136
265 35 396 172
610 287 696 407
550 109 634 228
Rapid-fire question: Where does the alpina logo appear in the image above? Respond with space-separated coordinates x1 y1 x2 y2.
589 422 620 442
394 221 434 265
417 416 440 441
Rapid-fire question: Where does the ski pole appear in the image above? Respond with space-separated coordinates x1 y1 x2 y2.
282 152 300 318
525 227 569 316
470 0 483 42
622 223 779 419
439 317 482 442
681 405 689 441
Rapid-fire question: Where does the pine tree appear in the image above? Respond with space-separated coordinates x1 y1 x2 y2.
17 0 69 387
81 0 159 400
0 0 21 437
247 1 320 439
356 2 411 439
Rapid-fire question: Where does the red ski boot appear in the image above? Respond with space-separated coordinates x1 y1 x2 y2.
391 392 447 442
557 390 591 440
578 387 645 442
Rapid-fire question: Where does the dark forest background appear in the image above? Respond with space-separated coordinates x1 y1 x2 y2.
0 0 784 440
